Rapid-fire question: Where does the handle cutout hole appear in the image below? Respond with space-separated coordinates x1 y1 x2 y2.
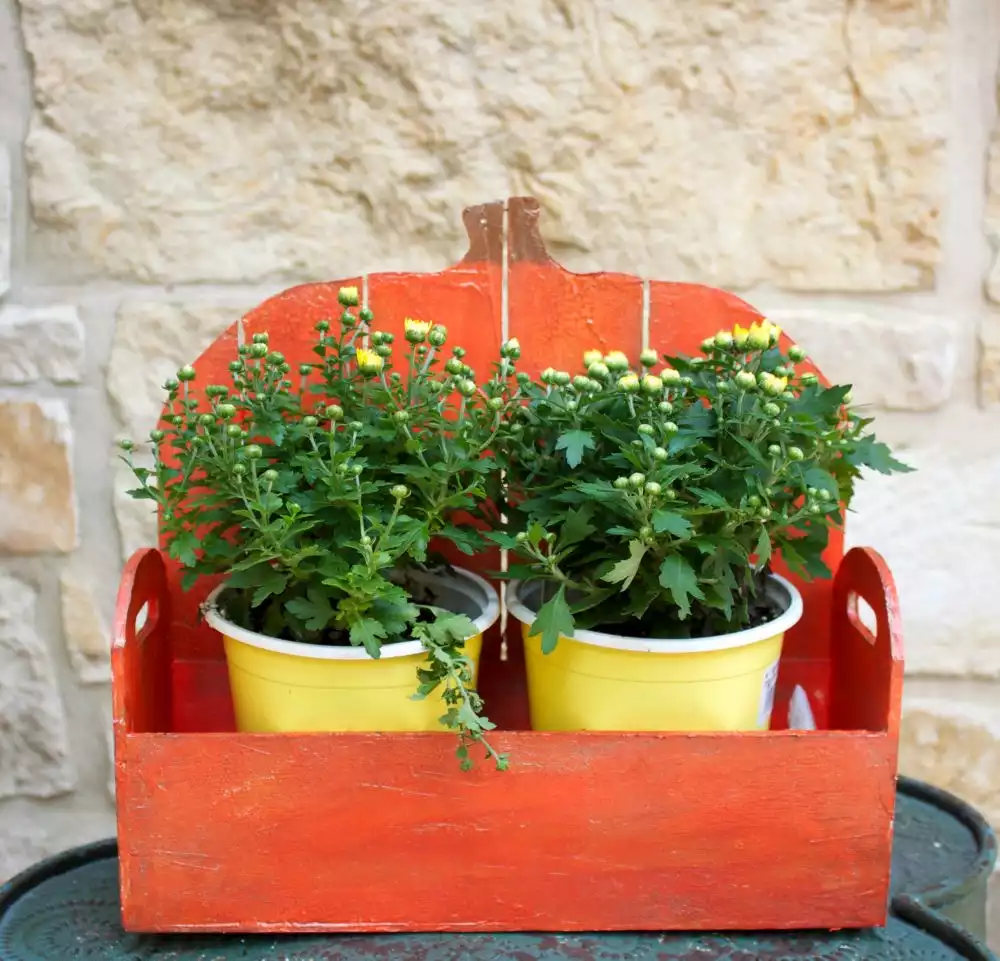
848 592 877 645
134 602 149 633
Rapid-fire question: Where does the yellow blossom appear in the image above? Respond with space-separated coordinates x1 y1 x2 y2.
583 349 603 367
404 318 432 344
617 373 640 393
355 348 384 375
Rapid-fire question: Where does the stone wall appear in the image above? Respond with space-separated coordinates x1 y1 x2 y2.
0 0 998 943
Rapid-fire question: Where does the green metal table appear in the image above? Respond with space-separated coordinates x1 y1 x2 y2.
1 777 995 960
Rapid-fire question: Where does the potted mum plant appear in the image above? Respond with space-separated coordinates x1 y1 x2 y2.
121 287 509 770
496 321 911 732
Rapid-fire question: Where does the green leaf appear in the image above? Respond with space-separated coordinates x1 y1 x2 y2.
652 510 693 539
555 429 596 468
168 529 200 567
689 487 731 510
755 527 772 569
485 531 522 550
250 567 289 608
349 617 388 658
560 505 596 548
601 540 649 591
658 555 704 618
845 437 914 475
283 587 334 631
530 585 575 655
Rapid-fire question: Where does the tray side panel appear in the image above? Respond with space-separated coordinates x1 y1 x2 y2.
119 730 895 933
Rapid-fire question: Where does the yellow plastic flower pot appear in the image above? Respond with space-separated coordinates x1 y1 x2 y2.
507 575 803 732
204 568 499 733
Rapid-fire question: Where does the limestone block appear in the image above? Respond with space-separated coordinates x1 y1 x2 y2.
979 314 1000 407
60 569 109 684
0 400 77 554
987 116 1000 302
0 572 75 799
899 689 1000 829
846 420 1000 679
114 463 158 560
108 301 241 441
0 305 84 384
767 306 956 411
0 145 9 298
19 0 946 289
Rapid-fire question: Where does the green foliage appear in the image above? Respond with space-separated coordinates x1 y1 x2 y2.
121 303 517 770
495 321 912 643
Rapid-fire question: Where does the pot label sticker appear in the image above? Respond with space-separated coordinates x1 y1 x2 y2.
757 660 780 727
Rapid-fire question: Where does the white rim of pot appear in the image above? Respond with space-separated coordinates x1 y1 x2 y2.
507 573 803 655
203 567 500 661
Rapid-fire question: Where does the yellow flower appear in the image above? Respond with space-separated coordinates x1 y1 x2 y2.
641 374 663 395
338 286 359 307
759 372 788 396
404 318 432 344
733 320 781 350
733 323 750 348
583 349 603 367
355 348 384 375
617 373 640 393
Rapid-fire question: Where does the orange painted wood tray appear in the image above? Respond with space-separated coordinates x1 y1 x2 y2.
112 197 904 934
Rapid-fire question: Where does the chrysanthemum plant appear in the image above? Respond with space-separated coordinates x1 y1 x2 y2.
491 321 911 651
121 288 515 769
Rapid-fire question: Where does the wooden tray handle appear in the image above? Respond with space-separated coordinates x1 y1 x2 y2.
112 548 172 734
829 546 904 736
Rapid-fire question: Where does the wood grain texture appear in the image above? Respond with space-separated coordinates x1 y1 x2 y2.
119 728 895 933
113 197 905 934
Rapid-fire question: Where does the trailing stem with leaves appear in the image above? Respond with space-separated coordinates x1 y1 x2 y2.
491 321 912 652
120 287 517 770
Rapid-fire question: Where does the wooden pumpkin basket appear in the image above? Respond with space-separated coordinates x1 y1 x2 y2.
113 197 904 934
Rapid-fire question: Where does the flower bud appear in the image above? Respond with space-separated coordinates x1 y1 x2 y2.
639 525 654 539
452 346 466 359
517 371 532 385
788 446 804 461
392 409 409 424
583 349 603 368
747 327 770 350
565 400 578 412
487 396 504 411
663 421 679 434
177 365 196 382
118 439 135 452
228 360 242 373
748 495 761 508
250 343 268 359
768 444 781 456
735 371 757 390
349 420 363 432
262 469 278 483
501 338 521 359
763 402 781 417
429 325 448 347
714 331 734 348
572 375 590 391
541 367 556 384
301 415 318 428
244 445 263 459
774 366 792 378
341 310 356 328
338 286 360 307
585 378 603 393
587 362 610 381
198 413 215 426
759 506 772 520
426 380 443 395
700 337 715 353
315 319 331 333
355 348 384 376
232 462 246 475
515 531 528 543
638 423 654 435
457 378 477 397
644 481 662 496
801 373 819 386
628 472 646 489
604 351 630 372
216 403 236 419
618 373 640 393
375 344 392 358
445 358 464 376
359 307 374 323
639 348 658 367
252 332 269 345
325 405 344 422
227 424 242 437
391 484 410 499
613 476 630 490
404 318 431 344
660 369 681 385
658 401 674 414
360 534 372 547
681 376 694 387
653 447 668 461
351 463 364 476
553 371 571 386
641 374 663 395
788 346 807 363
